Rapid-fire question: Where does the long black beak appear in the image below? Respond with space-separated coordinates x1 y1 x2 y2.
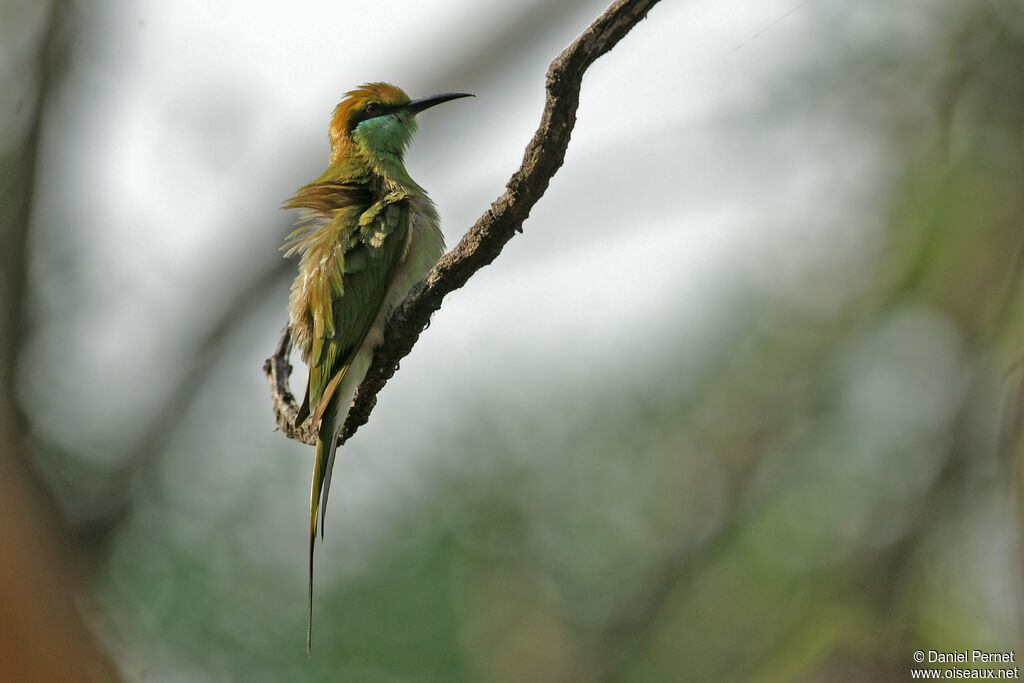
404 92 474 115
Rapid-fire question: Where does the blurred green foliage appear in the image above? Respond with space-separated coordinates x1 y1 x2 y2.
4 0 1024 681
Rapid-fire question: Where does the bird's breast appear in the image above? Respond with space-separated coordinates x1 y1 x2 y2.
371 198 446 340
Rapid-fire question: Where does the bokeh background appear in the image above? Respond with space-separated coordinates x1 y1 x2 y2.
2 0 1024 680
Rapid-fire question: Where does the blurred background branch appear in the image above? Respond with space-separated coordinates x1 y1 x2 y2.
0 0 120 680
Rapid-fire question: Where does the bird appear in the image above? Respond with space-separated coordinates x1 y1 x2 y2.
282 83 472 654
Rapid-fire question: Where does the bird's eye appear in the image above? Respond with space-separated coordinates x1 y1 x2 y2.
365 102 382 116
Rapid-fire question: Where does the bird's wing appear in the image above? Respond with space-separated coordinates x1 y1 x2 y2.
283 181 375 426
305 191 410 425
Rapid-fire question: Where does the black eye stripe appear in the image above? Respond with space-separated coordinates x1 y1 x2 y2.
347 102 398 133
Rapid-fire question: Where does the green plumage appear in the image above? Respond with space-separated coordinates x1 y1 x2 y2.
287 193 410 417
283 83 468 655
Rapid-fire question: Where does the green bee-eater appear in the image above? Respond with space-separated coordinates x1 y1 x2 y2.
283 82 471 652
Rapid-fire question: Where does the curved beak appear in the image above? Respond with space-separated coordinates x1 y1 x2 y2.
404 92 474 115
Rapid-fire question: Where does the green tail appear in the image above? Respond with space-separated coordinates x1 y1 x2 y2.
307 412 338 656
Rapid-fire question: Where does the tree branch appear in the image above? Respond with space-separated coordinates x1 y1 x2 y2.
265 0 662 447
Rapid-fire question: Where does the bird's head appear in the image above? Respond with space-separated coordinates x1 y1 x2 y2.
328 83 472 167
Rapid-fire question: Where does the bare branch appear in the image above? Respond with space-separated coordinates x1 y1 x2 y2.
265 0 662 446
263 325 318 445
